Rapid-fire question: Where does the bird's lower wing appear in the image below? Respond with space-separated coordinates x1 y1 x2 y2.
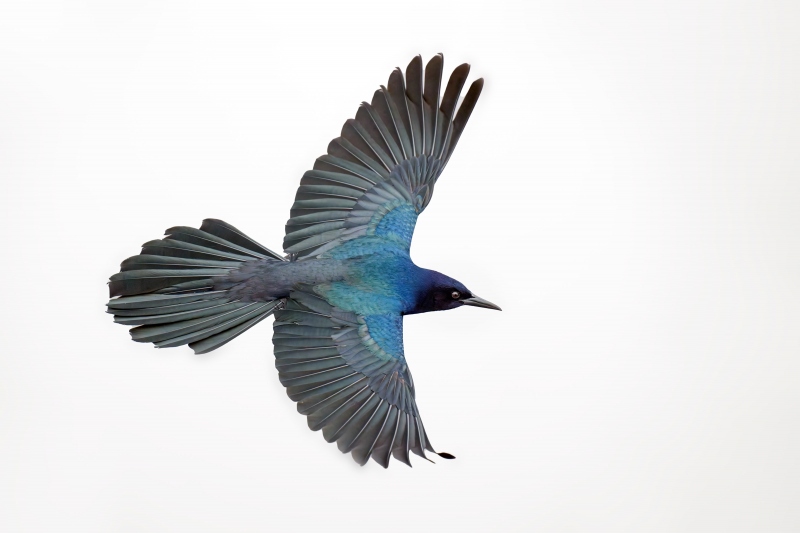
272 285 439 467
283 54 483 258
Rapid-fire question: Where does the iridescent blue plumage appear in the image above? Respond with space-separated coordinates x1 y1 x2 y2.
107 54 498 467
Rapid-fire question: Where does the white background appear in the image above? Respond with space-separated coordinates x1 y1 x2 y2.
1 1 799 531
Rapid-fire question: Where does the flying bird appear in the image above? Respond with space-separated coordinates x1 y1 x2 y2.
107 54 500 467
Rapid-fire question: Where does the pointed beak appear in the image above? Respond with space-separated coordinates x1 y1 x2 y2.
461 295 502 311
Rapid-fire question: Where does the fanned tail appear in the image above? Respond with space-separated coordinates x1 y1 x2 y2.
107 219 285 354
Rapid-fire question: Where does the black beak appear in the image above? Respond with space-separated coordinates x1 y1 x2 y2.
461 295 502 311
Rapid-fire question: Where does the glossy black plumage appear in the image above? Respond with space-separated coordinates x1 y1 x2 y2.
107 55 496 466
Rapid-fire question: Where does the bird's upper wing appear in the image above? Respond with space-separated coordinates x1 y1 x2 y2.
272 285 444 467
283 54 483 259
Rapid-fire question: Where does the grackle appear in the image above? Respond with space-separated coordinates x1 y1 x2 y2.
107 54 500 467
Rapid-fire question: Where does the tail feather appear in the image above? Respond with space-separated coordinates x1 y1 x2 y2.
154 302 280 350
199 219 284 260
110 296 229 317
107 291 230 310
130 302 264 344
115 299 242 326
120 254 240 271
140 238 256 262
188 304 280 354
154 279 218 294
107 219 284 354
165 226 276 260
108 268 231 297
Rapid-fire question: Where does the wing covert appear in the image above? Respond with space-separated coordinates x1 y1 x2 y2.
271 285 439 467
283 54 483 259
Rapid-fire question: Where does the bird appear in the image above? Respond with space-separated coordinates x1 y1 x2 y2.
106 54 500 467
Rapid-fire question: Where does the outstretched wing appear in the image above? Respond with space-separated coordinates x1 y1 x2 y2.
283 54 483 259
272 285 447 467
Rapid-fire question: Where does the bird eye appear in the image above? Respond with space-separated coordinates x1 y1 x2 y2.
451 291 460 299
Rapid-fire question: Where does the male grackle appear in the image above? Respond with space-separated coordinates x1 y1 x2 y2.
107 54 500 467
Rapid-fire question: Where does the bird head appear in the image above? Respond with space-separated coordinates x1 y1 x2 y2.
406 269 502 315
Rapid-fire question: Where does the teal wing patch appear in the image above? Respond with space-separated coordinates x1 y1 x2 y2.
283 54 484 259
271 285 437 467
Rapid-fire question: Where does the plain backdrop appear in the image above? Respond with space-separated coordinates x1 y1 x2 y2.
1 1 798 532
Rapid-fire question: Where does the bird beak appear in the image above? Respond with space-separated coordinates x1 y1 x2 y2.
461 295 502 311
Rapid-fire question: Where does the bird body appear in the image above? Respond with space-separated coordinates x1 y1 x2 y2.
214 239 452 317
107 54 499 467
